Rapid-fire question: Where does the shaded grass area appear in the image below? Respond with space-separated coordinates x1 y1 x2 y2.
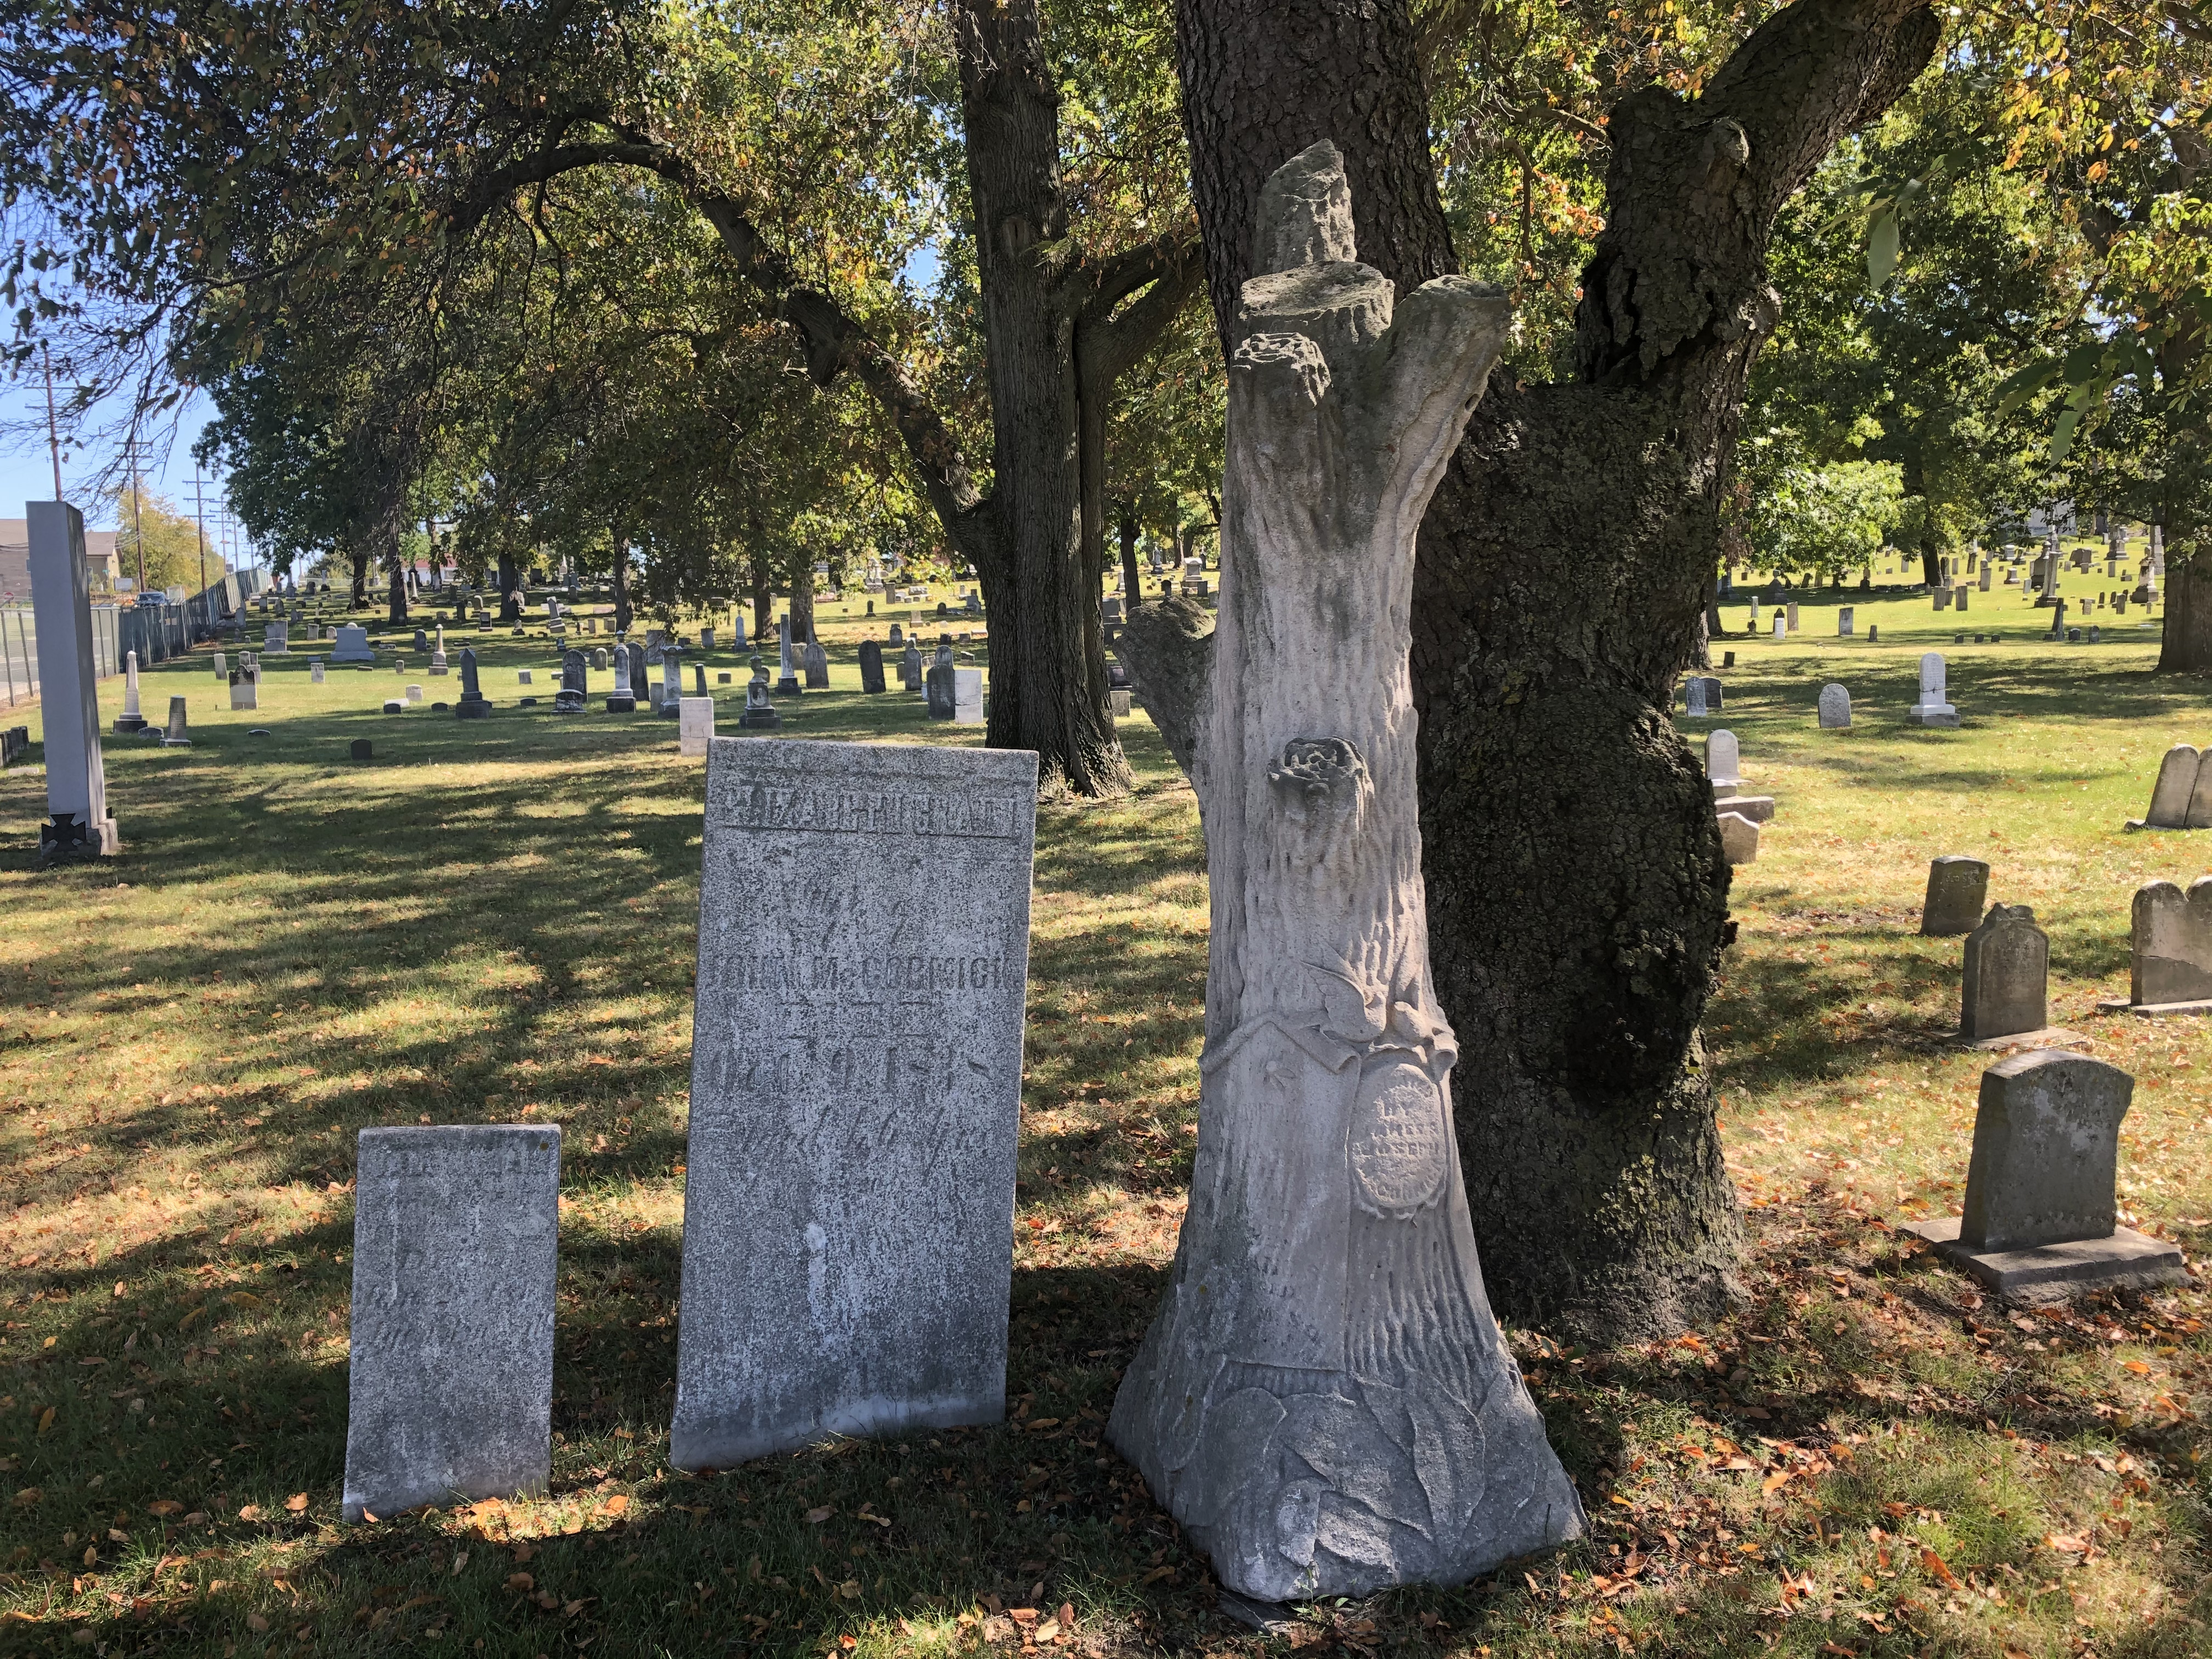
0 599 2205 1658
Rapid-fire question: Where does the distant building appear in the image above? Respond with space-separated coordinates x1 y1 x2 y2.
0 517 120 602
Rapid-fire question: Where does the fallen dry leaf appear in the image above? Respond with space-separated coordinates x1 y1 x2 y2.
1921 1549 1961 1589
236 1505 261 1522
505 1572 534 1593
148 1500 182 1517
601 1494 629 1516
804 1505 836 1525
284 1493 308 1514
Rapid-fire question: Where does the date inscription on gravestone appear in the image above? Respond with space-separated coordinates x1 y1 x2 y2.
673 738 1039 1469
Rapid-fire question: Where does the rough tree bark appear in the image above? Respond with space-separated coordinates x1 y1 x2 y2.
1110 142 1581 1604
1143 0 1940 1342
2157 544 2212 673
611 536 634 635
1117 509 1144 611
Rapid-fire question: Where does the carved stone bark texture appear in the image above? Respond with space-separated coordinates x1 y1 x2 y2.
1108 143 1583 1604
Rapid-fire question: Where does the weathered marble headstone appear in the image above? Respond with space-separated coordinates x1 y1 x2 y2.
672 739 1039 1469
113 650 147 734
1110 687 1132 718
1107 140 1580 1605
1717 809 1759 865
1816 684 1850 728
229 667 258 711
213 650 228 680
1911 652 1958 727
1706 729 1741 786
26 504 116 860
627 643 648 709
330 623 374 663
952 667 983 724
1837 607 1853 636
1785 601 1799 631
731 612 747 650
693 661 709 698
678 696 715 758
431 624 449 676
1933 588 1952 611
1772 612 1786 640
1684 678 1709 716
1901 1051 2187 1304
456 647 490 720
902 640 924 691
924 661 956 719
343 1126 560 1521
776 616 801 696
888 622 904 645
2129 746 2200 832
405 683 425 704
1953 586 1970 613
161 696 190 747
659 648 684 720
803 637 830 690
267 620 290 653
859 639 886 693
1961 904 2048 1042
311 659 326 684
2128 877 2212 1010
701 627 715 652
1921 855 1989 936
413 628 428 654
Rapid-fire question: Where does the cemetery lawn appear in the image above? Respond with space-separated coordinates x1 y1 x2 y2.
0 588 2208 1659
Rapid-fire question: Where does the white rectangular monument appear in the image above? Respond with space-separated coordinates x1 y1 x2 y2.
678 695 715 757
27 503 116 861
342 1126 561 1521
672 738 1039 1469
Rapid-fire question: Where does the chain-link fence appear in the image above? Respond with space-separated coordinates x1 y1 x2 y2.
1 568 263 710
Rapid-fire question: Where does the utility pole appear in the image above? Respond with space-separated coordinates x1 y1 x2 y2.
41 345 62 499
127 435 147 600
191 472 208 598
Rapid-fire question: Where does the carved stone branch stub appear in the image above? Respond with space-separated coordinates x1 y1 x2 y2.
1108 141 1584 1602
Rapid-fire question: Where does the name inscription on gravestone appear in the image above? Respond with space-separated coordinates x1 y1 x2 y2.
673 740 1039 1471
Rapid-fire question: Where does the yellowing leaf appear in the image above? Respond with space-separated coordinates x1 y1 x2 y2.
284 1493 308 1514
1920 1548 1961 1588
804 1506 836 1524
236 1505 262 1522
36 1408 54 1435
148 1500 183 1516
601 1494 629 1516
1762 1470 1793 1494
2124 1359 2151 1374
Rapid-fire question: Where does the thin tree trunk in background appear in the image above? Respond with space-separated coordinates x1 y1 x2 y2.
1172 0 1939 1341
1118 510 1143 611
387 560 409 627
789 566 816 644
348 543 369 608
611 538 634 635
749 551 771 645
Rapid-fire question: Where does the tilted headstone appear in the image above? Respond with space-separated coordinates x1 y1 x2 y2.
2132 746 2199 830
1921 855 1989 936
27 504 115 860
693 661 709 697
1816 683 1850 728
678 696 715 758
1960 904 2047 1042
1959 1052 2134 1250
2129 878 2212 1008
1911 652 1958 727
672 739 1039 1469
858 639 887 693
1706 729 1740 786
343 1126 560 1521
1717 810 1759 865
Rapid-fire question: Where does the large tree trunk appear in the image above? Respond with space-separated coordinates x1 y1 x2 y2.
788 565 816 646
1171 0 1939 1341
347 541 369 608
1112 142 1580 1602
955 0 1131 798
2157 544 2212 672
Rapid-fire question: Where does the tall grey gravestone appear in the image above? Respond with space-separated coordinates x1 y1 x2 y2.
1961 904 2049 1042
1107 142 1580 1605
27 503 116 861
859 639 887 693
673 738 1039 1469
2129 745 2202 831
1920 855 1990 936
1705 729 1741 787
343 1126 560 1520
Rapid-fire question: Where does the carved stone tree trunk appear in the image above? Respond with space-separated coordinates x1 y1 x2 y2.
1108 143 1582 1606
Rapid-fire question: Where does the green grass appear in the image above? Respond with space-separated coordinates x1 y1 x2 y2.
0 580 2206 1659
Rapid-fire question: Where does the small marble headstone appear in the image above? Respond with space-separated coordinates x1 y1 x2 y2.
952 666 984 724
1816 684 1850 729
1771 612 1786 640
1961 904 2048 1042
1717 810 1758 865
1921 855 1989 936
1706 729 1740 786
1785 601 1799 631
162 696 190 747
1911 652 1958 727
673 739 1039 1468
1960 1052 2133 1250
311 660 326 684
678 696 715 758
1837 607 1853 636
2130 878 2212 1007
343 1126 560 1521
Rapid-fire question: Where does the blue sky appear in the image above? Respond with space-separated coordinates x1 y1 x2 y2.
0 376 229 533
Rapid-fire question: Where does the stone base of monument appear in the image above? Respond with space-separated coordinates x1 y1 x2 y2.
112 713 146 733
551 691 586 714
1902 1217 2191 1306
2095 996 2212 1018
737 708 781 730
456 698 491 720
37 813 110 866
1953 1026 2088 1052
603 695 635 713
776 675 803 697
1716 793 1775 823
1911 704 1961 727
